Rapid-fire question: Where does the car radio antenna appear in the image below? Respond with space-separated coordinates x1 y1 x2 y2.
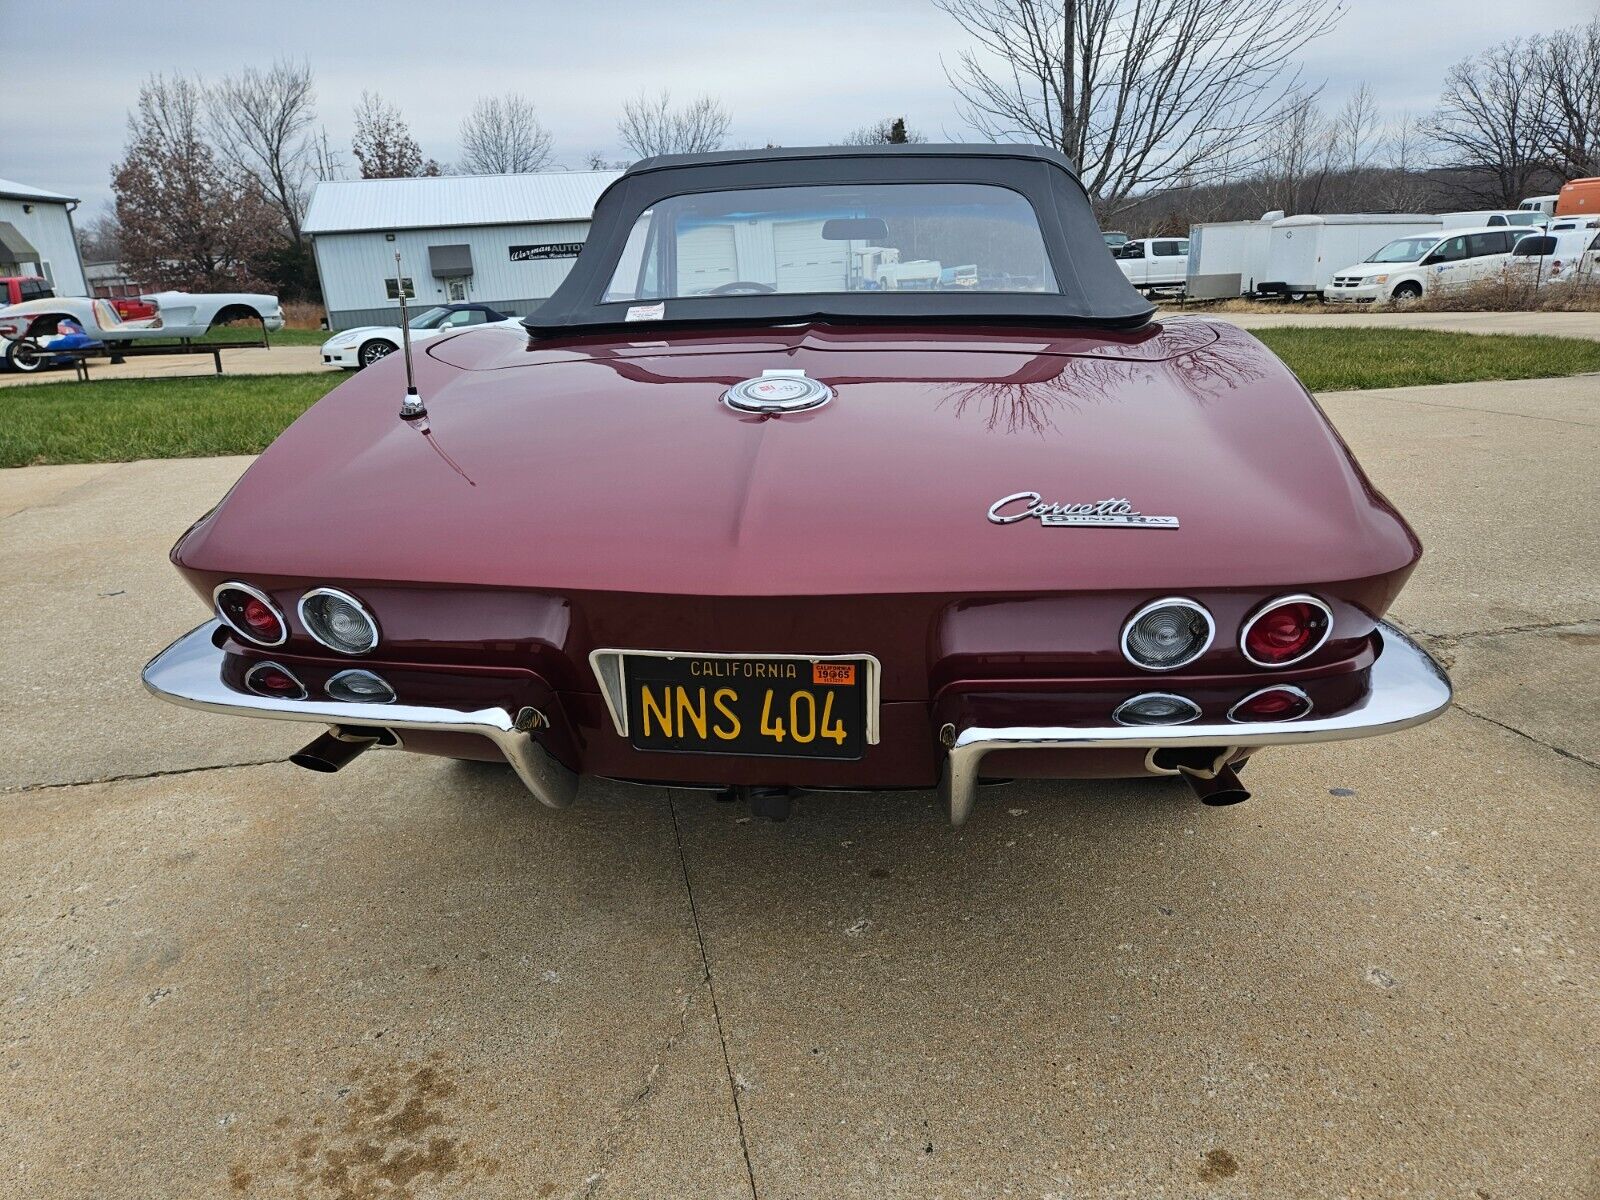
394 251 426 420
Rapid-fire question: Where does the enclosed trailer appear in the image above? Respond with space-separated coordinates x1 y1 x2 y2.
1258 214 1443 298
1186 216 1277 299
1555 178 1600 219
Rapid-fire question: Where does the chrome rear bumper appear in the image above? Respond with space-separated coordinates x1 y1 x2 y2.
939 622 1451 825
144 620 1448 827
141 621 578 810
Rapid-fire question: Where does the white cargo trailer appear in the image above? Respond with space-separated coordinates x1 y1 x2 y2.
1259 214 1443 298
1186 217 1277 299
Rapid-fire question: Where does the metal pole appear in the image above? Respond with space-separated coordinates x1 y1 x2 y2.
395 250 425 419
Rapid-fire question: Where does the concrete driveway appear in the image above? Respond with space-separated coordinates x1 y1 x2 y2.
2 375 1596 1198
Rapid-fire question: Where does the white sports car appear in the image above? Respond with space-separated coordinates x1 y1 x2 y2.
320 303 517 370
0 292 284 372
141 291 284 334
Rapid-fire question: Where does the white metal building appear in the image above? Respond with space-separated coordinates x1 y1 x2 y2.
0 177 88 295
303 171 622 329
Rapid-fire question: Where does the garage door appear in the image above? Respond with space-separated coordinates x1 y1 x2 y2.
677 223 739 295
774 220 848 293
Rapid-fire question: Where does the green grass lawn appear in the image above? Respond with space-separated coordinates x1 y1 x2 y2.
1252 327 1600 391
0 373 341 467
193 325 328 346
2 327 1596 468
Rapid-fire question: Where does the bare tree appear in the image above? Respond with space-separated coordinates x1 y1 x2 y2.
585 152 629 170
1538 18 1600 178
311 127 346 181
617 91 731 158
112 74 278 291
1432 38 1549 206
352 92 441 179
842 117 927 145
206 58 317 241
1376 111 1437 211
458 94 554 174
1332 82 1382 175
76 207 124 264
1254 91 1336 214
935 0 1343 215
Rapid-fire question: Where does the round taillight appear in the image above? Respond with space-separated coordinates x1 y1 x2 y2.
298 588 380 655
1241 595 1333 667
214 582 287 647
326 669 396 704
1229 685 1313 723
244 661 306 700
1121 598 1215 671
1113 692 1202 726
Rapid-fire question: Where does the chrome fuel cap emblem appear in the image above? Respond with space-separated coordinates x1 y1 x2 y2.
723 370 833 414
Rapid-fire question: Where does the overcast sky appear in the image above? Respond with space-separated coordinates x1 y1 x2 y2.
1 0 1580 215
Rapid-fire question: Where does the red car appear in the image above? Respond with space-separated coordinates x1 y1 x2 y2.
0 275 52 306
143 146 1451 824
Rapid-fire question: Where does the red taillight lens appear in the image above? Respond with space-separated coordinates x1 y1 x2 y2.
241 597 279 635
1242 597 1331 667
244 662 306 700
1229 685 1312 722
215 583 287 647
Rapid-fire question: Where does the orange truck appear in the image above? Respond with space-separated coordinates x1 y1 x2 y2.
1555 177 1600 217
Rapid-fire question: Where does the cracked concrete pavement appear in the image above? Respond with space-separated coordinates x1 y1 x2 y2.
1 373 1596 1197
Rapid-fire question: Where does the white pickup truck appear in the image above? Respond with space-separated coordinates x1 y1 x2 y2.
1115 237 1189 294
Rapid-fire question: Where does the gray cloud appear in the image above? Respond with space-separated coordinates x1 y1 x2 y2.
0 0 1575 213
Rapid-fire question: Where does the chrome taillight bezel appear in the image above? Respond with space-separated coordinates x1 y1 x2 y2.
213 581 289 648
243 660 307 701
1240 594 1334 668
1120 597 1216 672
326 668 397 704
1113 692 1203 726
1227 684 1313 723
298 587 380 656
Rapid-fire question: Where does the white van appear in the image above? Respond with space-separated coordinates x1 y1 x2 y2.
1114 237 1189 293
1519 195 1560 218
1440 209 1548 232
1326 227 1523 302
1259 214 1443 298
1506 230 1600 287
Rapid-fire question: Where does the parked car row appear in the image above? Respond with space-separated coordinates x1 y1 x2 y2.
1266 221 1598 304
0 291 284 373
319 302 517 370
1156 183 1600 303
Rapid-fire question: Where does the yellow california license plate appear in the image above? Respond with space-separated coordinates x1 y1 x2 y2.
623 654 867 760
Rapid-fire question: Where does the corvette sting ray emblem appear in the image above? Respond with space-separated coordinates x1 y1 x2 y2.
987 491 1180 529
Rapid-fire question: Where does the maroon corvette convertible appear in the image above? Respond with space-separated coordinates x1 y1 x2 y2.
143 145 1451 823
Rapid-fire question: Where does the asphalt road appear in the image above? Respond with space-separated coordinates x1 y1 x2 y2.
2 375 1596 1198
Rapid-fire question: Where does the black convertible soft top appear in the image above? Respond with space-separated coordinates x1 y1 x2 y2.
522 144 1155 336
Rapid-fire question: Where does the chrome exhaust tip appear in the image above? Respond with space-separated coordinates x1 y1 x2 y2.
290 726 385 773
1148 747 1252 806
1182 763 1251 806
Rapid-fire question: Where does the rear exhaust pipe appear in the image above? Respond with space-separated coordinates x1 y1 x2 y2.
1182 764 1250 807
1149 747 1252 807
291 727 384 773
